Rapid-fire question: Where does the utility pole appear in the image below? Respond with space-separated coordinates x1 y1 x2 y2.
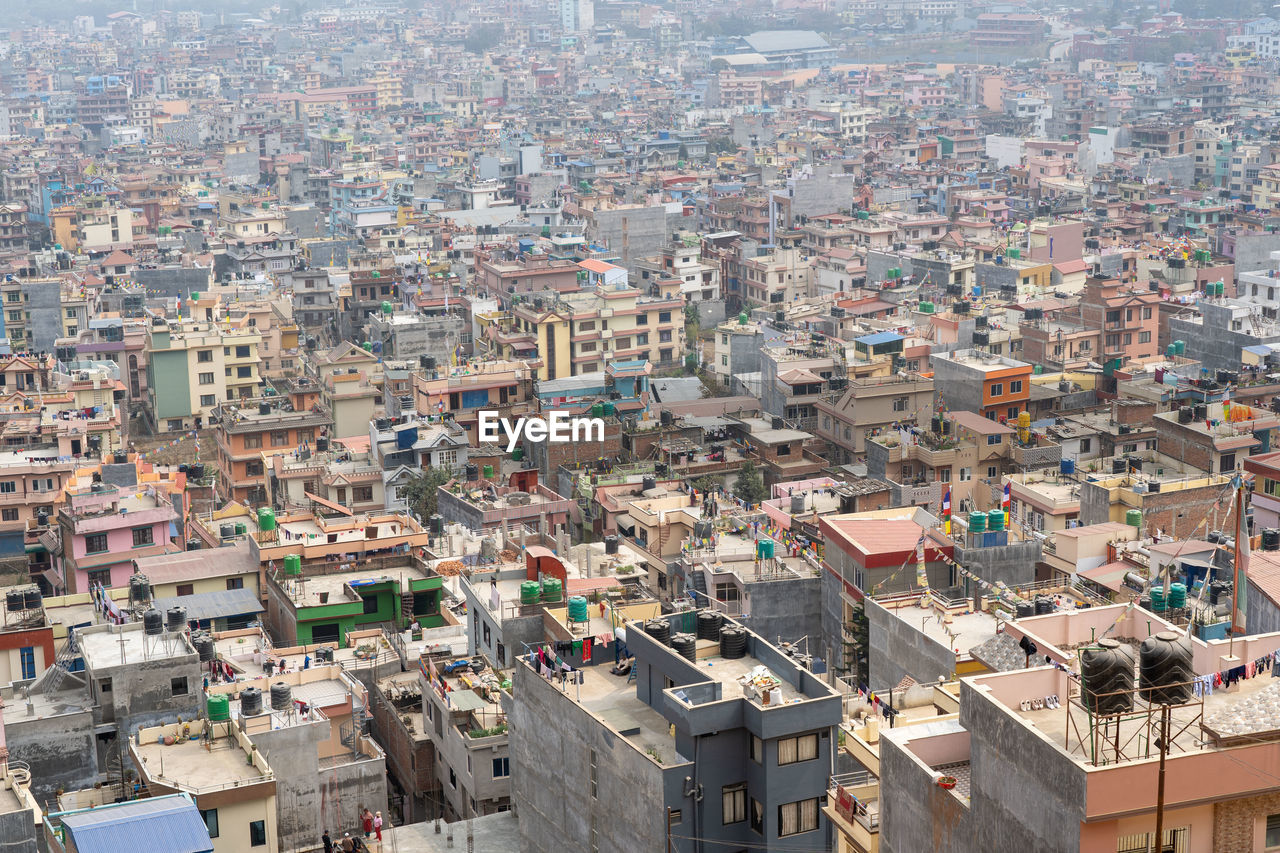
1154 703 1170 853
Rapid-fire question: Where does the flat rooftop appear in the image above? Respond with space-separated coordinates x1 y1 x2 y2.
79 624 193 669
275 565 431 608
134 731 267 791
574 666 689 766
879 599 1000 659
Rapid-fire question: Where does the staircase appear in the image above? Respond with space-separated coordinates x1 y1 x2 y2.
29 634 81 697
400 591 414 621
689 569 708 601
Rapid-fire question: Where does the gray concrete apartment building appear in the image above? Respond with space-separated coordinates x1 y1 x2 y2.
1169 296 1280 374
506 612 843 853
815 374 936 459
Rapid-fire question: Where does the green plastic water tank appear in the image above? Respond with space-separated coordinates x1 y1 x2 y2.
362 341 373 352
520 581 541 605
234 521 247 535
1126 509 1143 529
541 578 562 603
207 694 230 721
512 447 524 461
738 312 749 325
1150 586 1167 611
190 291 200 301
482 464 494 479
757 539 774 559
380 301 394 315
590 403 604 418
919 301 934 314
257 508 276 531
284 555 302 576
567 596 589 622
988 510 1005 531
969 511 987 533
1168 583 1187 609
602 402 616 416
1174 340 1185 355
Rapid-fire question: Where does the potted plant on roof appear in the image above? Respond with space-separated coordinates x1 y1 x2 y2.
937 775 957 789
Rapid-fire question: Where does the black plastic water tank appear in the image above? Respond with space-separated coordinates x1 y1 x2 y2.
241 686 263 716
720 626 747 659
270 682 293 711
5 590 22 612
696 610 723 641
464 463 479 481
1081 638 1136 715
604 535 619 554
671 633 697 662
1034 596 1054 616
1264 529 1280 551
644 619 671 646
1140 631 1195 706
143 609 164 635
166 607 187 632
1015 601 1034 619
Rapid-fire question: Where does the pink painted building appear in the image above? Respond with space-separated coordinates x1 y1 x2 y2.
46 481 180 594
878 603 1280 852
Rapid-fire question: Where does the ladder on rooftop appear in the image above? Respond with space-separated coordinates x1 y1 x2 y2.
400 590 414 621
689 569 708 600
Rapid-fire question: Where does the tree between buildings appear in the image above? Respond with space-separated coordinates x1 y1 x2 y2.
733 461 766 506
401 466 453 521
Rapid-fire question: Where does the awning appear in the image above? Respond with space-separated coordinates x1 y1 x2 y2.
304 491 354 516
616 515 637 536
151 587 265 623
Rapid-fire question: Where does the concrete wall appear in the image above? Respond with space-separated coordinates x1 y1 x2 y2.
23 283 63 354
741 574 823 652
958 677 1087 853
5 706 97 805
866 597 956 689
506 662 677 853
251 720 327 852
1246 577 1280 636
953 539 1040 589
0 803 36 853
820 566 848 675
879 721 973 853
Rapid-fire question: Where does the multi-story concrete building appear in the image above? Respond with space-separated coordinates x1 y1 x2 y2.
507 611 842 853
211 392 333 505
931 349 1032 422
145 318 263 433
815 374 936 459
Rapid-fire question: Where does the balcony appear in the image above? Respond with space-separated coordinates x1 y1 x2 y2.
825 770 880 852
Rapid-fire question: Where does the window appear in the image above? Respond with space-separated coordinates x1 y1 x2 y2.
171 676 188 696
1143 307 1153 320
237 366 252 378
723 783 747 824
243 434 262 449
200 394 216 407
987 434 1002 445
659 329 673 343
87 569 111 588
959 467 971 481
98 677 112 694
197 350 213 363
892 396 908 412
1267 815 1280 849
483 622 491 645
132 527 153 547
19 646 34 680
987 465 998 479
200 809 219 839
1117 826 1188 853
198 372 214 385
227 577 244 590
249 820 266 847
271 430 289 446
1009 380 1022 394
449 768 457 788
245 460 264 476
1139 331 1151 343
492 757 510 778
177 584 194 596
779 798 819 837
750 799 764 835
777 733 819 765
235 345 250 358
0 508 16 522
353 485 373 503
990 383 1003 396
361 593 379 616
1079 438 1092 453
659 311 671 323
1008 406 1019 420
85 533 108 553
0 481 14 494
750 736 763 764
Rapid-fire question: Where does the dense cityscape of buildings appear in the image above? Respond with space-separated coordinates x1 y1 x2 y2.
4 0 1280 850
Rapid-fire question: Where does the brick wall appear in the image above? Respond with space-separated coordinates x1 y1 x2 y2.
1142 484 1240 541
1116 400 1157 425
1154 418 1214 473
1213 790 1280 851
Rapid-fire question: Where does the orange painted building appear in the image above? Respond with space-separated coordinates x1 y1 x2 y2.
931 348 1032 423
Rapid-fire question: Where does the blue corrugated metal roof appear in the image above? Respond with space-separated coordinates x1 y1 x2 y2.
60 795 213 853
855 331 904 347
